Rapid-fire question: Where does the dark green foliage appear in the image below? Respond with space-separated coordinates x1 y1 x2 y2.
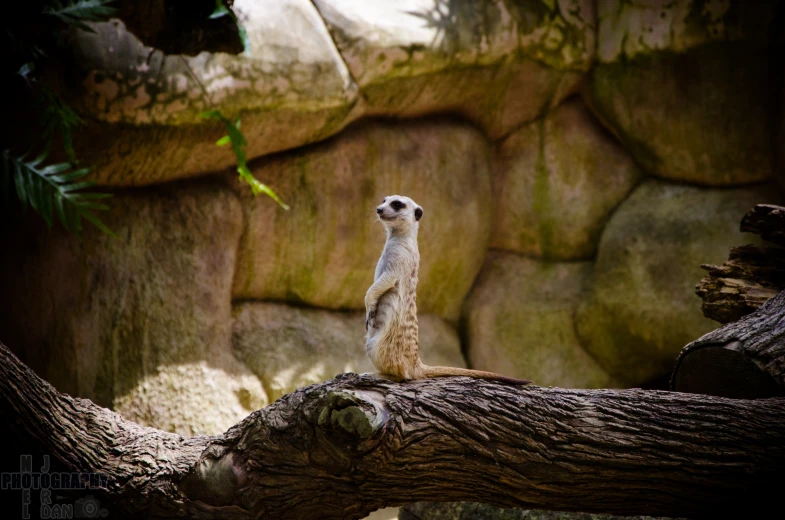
1 150 116 237
39 84 83 162
1 0 117 235
200 110 289 210
42 0 117 33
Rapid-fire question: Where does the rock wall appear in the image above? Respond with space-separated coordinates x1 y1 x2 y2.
1 0 783 442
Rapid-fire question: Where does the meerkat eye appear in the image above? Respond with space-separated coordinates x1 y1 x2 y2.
391 200 405 211
382 198 386 203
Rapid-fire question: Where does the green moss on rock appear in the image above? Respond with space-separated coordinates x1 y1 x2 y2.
492 99 642 260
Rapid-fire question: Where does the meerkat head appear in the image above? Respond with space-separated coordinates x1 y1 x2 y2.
376 195 423 236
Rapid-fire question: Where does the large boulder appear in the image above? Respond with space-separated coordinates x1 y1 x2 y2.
232 302 465 401
0 180 258 424
232 118 493 320
314 0 595 139
576 180 781 386
492 98 642 260
463 252 615 389
62 0 358 185
584 0 781 186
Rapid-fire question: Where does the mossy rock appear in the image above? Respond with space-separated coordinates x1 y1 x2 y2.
575 180 782 386
314 0 594 138
61 0 358 185
585 0 781 186
0 180 244 409
462 252 615 389
492 98 642 260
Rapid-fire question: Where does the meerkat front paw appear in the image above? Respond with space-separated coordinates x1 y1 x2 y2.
365 307 376 330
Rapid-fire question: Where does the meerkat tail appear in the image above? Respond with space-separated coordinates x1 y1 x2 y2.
420 365 532 385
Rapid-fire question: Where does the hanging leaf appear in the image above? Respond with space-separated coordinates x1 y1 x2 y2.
209 0 231 19
199 111 289 210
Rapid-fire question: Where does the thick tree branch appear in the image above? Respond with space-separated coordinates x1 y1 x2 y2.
2 343 785 519
671 289 785 398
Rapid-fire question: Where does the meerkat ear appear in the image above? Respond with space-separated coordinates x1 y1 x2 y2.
414 207 423 221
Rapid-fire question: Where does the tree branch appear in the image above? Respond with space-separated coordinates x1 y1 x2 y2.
671 289 785 398
2 342 785 519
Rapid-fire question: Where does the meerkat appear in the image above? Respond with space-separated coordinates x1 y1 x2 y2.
365 195 532 385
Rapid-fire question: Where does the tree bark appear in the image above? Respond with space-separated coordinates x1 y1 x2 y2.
696 204 785 324
696 244 785 324
740 203 785 247
671 289 785 398
2 344 785 519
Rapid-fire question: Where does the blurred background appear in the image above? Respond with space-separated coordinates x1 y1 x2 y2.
0 1 783 518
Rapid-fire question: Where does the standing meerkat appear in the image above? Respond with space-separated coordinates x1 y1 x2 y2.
365 195 532 384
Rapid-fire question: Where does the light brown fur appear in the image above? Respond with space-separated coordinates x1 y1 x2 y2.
365 195 532 385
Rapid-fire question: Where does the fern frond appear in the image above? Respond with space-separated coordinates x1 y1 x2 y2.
38 85 84 162
199 111 289 210
43 0 117 33
1 149 117 237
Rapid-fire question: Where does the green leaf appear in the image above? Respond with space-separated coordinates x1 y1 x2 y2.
40 184 54 228
49 169 90 183
68 192 113 200
13 160 26 205
23 165 36 210
37 86 84 162
54 194 68 228
203 110 288 209
18 62 34 79
61 181 96 193
29 150 48 168
198 110 224 121
237 166 290 210
28 165 42 212
2 151 115 237
225 124 247 148
209 0 231 19
40 163 71 175
79 210 118 238
232 14 251 55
